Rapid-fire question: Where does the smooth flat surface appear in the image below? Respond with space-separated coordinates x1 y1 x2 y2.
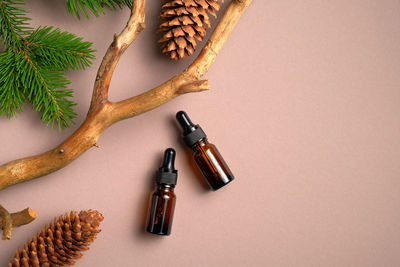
1 1 400 266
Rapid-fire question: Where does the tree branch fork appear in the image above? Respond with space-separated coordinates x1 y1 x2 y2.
0 0 252 192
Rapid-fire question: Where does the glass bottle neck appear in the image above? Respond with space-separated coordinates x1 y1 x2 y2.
191 137 209 150
157 184 175 191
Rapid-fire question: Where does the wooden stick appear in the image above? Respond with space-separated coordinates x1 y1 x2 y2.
0 206 37 240
0 0 253 191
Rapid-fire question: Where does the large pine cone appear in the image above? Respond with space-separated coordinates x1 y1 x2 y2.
8 210 103 267
159 0 223 60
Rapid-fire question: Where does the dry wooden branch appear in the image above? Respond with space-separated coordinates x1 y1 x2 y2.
0 0 252 191
0 206 37 240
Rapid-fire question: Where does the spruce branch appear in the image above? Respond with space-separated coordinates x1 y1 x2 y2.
0 2 95 129
26 26 95 71
0 50 25 118
0 0 31 48
66 0 132 19
0 48 77 129
16 49 77 129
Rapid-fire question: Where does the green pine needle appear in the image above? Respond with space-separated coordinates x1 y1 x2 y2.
26 26 95 71
0 50 25 118
0 0 127 130
0 49 77 129
66 0 132 19
16 49 77 129
0 0 31 48
0 25 94 129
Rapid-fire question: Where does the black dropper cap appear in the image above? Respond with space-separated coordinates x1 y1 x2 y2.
156 148 178 186
176 111 206 147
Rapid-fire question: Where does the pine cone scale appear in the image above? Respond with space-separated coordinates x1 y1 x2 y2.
159 0 223 60
9 210 103 267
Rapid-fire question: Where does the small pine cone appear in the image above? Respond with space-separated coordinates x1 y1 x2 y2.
159 0 224 60
8 210 103 267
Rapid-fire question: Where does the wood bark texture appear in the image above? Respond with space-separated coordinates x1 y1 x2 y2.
0 0 252 191
0 206 37 240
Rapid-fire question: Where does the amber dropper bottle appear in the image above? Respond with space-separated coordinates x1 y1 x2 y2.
176 111 234 191
146 148 177 236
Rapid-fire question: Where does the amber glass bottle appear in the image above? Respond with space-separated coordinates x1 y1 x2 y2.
146 148 177 236
176 111 234 190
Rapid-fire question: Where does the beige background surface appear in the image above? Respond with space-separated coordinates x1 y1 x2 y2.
1 0 400 266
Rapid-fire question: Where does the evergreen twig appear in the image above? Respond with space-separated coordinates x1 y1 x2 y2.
0 0 31 48
66 0 132 19
0 0 109 129
0 51 25 118
0 49 78 129
18 49 77 129
26 26 95 71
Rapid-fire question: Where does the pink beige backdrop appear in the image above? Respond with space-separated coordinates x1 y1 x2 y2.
1 0 400 266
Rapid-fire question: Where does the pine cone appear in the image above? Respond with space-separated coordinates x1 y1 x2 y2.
159 0 224 60
8 210 103 267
